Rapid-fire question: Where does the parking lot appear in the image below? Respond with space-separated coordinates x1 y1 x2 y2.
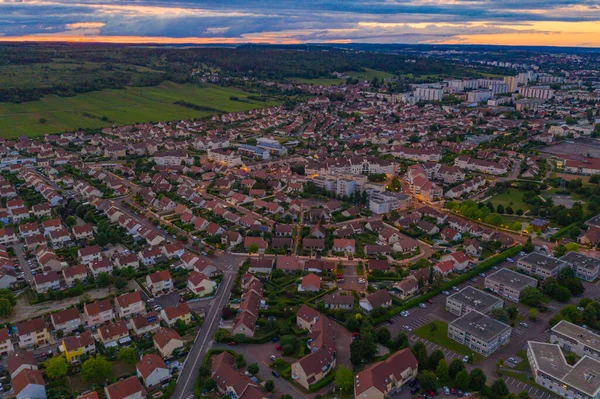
503 376 559 399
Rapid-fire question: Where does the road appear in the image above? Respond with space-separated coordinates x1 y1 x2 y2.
14 243 33 283
173 270 236 399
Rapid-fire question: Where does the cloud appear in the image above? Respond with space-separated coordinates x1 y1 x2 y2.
0 0 600 46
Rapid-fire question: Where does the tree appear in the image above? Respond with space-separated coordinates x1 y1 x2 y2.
117 347 137 365
449 358 465 379
265 380 275 392
523 236 534 253
496 204 505 214
507 305 519 320
455 369 470 390
518 392 531 399
411 342 428 371
114 276 128 290
520 287 544 307
335 365 354 392
554 244 568 258
248 243 259 254
468 368 487 391
566 352 578 365
429 322 438 333
418 371 438 391
44 356 68 380
391 332 409 350
528 308 539 321
0 297 13 318
96 272 111 288
490 308 510 323
82 355 112 383
247 363 259 375
436 359 449 382
427 349 445 371
235 354 246 369
203 378 216 391
377 327 391 345
491 378 509 398
65 216 77 227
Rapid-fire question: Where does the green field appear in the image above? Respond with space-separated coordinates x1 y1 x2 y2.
0 82 277 138
290 77 344 86
347 68 395 81
413 320 484 363
487 188 531 213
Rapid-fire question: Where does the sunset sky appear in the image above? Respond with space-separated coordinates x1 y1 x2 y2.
1 0 600 47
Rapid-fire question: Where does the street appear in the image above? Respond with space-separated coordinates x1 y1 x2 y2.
173 270 236 398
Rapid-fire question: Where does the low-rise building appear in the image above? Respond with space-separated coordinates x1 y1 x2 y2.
115 291 145 319
517 252 567 279
0 327 14 356
13 369 46 399
16 318 49 349
50 308 81 334
104 376 146 399
62 331 96 362
354 348 418 399
136 354 170 389
560 252 600 282
153 327 184 358
359 290 393 313
448 311 511 357
527 341 600 399
550 320 600 361
484 268 538 302
160 303 191 327
146 270 173 297
446 286 504 317
84 299 114 327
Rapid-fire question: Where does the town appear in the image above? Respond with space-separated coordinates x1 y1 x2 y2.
0 46 599 399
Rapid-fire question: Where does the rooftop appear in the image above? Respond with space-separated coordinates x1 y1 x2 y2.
519 252 567 271
551 320 600 353
485 268 538 290
448 286 503 310
560 252 600 272
450 310 511 341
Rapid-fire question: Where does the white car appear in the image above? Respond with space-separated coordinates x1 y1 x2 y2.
400 311 409 317
462 356 469 362
269 355 277 361
419 303 426 309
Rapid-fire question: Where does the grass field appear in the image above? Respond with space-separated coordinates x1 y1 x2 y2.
487 188 531 213
0 82 277 138
347 68 395 81
413 320 485 364
290 77 343 86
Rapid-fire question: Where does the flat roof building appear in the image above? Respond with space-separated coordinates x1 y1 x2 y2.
559 252 600 282
484 268 538 302
446 286 504 317
448 310 511 357
517 252 568 279
551 320 600 361
528 341 600 399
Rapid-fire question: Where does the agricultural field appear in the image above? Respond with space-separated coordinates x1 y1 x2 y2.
346 68 395 81
290 77 343 86
487 188 531 213
0 82 278 138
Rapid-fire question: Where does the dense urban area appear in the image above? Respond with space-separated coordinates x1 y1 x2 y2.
0 44 599 399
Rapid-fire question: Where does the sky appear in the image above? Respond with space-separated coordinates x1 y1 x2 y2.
1 0 600 47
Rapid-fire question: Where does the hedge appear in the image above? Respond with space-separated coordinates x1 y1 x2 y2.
373 245 523 324
308 369 336 392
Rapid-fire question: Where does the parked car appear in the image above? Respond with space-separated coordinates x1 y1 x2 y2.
269 355 277 361
404 325 413 332
492 266 499 270
400 311 410 317
408 380 418 388
276 345 282 350
507 258 515 263
427 298 434 304
462 356 469 363
443 291 450 296
227 341 237 346
443 386 450 395
463 393 471 397
479 273 486 277
520 322 529 328
452 286 459 291
508 357 518 364
271 371 280 378
419 303 427 309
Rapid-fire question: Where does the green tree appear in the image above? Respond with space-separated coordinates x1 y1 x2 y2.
43 356 68 380
247 363 259 375
335 365 354 392
203 378 216 391
391 332 409 350
520 287 543 307
96 272 111 288
429 322 438 333
114 276 128 290
248 242 259 254
427 349 445 371
0 297 13 318
491 378 509 398
449 358 465 379
455 369 470 390
65 216 77 227
528 308 539 321
411 342 428 371
436 359 449 382
469 368 487 391
377 327 391 345
82 355 112 383
418 371 438 391
265 380 275 392
117 347 137 365
523 236 534 253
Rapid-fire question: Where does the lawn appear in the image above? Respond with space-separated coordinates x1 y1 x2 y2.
487 188 531 213
0 82 278 137
414 320 485 363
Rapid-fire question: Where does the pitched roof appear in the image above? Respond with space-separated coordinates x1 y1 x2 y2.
354 348 418 396
136 354 168 379
105 376 145 399
12 369 45 396
153 327 183 349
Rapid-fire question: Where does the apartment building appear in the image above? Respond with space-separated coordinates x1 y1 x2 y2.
369 191 412 214
550 320 600 361
559 252 600 282
446 287 504 317
448 311 511 357
517 253 568 279
484 268 538 302
527 341 600 399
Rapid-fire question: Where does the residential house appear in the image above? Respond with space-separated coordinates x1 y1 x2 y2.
359 290 393 313
104 376 146 399
136 354 170 389
115 291 145 319
298 273 320 292
153 328 184 358
84 299 114 327
160 303 191 327
62 331 96 362
50 308 81 334
187 271 216 296
16 318 49 349
146 270 173 297
354 348 418 399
